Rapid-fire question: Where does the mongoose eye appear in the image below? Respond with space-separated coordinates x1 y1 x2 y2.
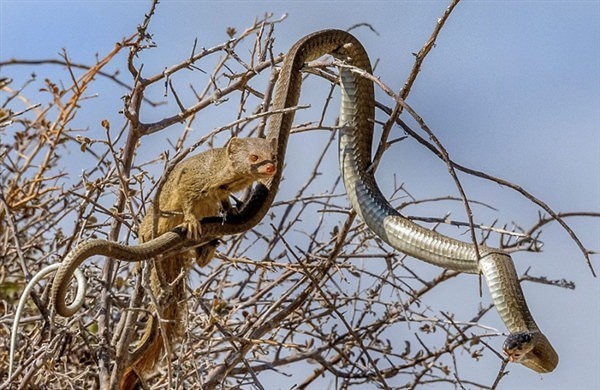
249 154 259 162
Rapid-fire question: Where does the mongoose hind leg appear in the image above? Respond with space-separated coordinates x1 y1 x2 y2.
195 239 221 267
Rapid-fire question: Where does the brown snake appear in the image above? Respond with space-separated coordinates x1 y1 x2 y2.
46 29 557 373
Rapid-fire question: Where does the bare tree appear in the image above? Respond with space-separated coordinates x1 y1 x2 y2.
1 1 596 389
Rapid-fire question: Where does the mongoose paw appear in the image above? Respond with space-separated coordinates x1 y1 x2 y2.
183 218 202 241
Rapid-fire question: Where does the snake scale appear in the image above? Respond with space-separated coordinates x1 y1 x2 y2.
45 29 558 373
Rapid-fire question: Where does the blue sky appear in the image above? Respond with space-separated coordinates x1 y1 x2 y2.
1 1 599 388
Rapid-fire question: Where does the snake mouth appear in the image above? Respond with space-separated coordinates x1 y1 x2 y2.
503 348 520 362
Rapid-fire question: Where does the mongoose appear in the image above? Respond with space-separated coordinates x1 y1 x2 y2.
121 136 276 389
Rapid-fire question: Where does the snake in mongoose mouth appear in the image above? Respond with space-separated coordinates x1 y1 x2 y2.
10 29 558 376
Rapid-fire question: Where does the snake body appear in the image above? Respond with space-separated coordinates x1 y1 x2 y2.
51 232 189 317
47 29 557 372
332 31 558 372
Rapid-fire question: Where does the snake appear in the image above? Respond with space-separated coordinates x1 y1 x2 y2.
24 29 556 374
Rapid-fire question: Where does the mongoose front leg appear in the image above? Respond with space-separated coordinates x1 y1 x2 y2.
181 200 202 241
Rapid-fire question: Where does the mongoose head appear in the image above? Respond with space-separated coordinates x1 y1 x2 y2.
226 137 277 179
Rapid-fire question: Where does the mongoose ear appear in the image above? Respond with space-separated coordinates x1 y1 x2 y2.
226 137 241 156
270 137 277 153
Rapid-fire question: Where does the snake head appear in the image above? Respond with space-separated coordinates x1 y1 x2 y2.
503 332 535 362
